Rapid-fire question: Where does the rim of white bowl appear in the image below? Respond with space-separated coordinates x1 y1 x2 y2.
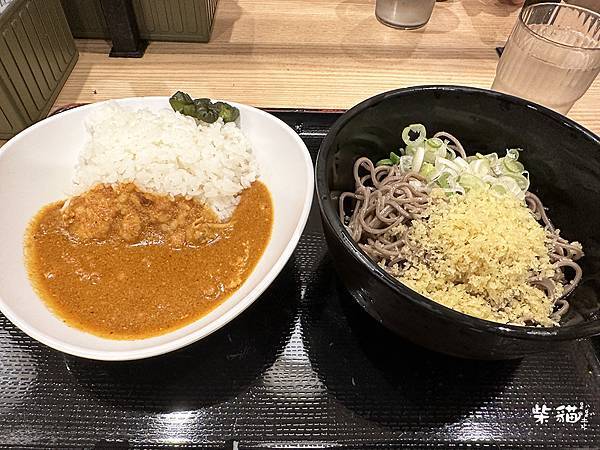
0 97 314 361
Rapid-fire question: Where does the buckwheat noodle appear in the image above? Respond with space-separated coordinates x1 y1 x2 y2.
339 145 583 324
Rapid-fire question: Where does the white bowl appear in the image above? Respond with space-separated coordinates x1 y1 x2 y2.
0 97 313 361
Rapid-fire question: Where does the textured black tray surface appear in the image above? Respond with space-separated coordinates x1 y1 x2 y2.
1 111 599 449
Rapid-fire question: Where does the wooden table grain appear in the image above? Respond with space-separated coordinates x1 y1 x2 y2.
2 0 600 146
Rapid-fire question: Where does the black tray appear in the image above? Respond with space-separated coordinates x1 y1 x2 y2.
1 110 599 449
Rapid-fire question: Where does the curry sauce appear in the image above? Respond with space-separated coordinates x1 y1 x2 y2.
24 182 273 339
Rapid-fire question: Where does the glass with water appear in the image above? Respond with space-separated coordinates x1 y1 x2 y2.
375 0 436 30
492 3 600 114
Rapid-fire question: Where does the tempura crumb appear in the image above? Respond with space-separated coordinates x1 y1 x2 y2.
389 189 557 326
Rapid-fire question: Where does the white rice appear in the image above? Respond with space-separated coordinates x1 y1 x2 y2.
72 102 258 220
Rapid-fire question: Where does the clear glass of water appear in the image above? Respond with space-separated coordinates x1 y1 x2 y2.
375 0 436 30
492 3 600 115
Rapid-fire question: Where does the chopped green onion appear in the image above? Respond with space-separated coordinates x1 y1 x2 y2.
503 173 530 190
490 183 508 195
503 158 525 173
402 124 427 147
506 148 522 160
412 146 426 172
476 152 499 164
469 158 490 177
459 173 486 192
399 155 413 172
438 172 452 189
389 151 401 165
436 157 461 174
426 137 443 149
424 138 446 163
453 157 470 171
497 175 523 197
420 162 435 179
405 145 416 157
374 124 531 201
424 150 437 164
376 158 393 167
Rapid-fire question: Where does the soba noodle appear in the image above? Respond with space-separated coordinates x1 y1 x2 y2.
339 136 583 326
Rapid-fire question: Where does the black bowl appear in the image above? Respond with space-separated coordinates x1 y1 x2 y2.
315 85 600 360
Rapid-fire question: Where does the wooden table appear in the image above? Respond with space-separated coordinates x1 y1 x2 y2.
4 0 600 145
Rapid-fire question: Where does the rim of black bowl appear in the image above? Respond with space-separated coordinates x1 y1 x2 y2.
315 84 600 342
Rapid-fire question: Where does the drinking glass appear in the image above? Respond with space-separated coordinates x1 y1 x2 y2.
492 3 600 114
375 0 436 30
565 0 600 14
